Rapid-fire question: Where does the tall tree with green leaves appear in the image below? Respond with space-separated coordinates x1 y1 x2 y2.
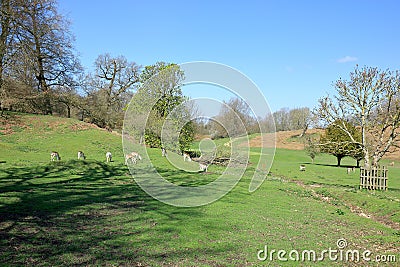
126 62 194 151
304 135 320 164
319 120 363 167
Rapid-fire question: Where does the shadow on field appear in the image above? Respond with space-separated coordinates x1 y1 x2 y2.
0 161 230 265
301 162 359 168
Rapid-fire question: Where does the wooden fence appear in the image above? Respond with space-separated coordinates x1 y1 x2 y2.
360 167 388 190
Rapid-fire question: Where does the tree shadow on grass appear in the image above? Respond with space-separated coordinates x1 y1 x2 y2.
301 162 359 168
0 161 236 266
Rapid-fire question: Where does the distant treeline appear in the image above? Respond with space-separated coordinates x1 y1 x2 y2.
194 100 311 138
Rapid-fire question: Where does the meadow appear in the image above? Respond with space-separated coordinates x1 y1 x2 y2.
0 113 399 266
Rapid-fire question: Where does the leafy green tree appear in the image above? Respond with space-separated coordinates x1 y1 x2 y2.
319 120 363 166
126 62 194 151
304 135 320 164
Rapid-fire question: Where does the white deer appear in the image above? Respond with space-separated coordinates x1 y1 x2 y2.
183 152 192 162
347 167 355 174
77 151 86 160
161 147 167 157
125 152 142 165
106 152 112 162
50 151 60 161
199 163 208 172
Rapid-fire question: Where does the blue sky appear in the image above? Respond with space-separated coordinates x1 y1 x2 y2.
59 0 400 113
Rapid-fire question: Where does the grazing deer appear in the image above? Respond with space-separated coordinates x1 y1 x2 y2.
183 152 192 162
347 167 356 174
389 161 395 167
106 152 112 162
299 165 306 171
77 151 86 160
50 151 60 161
161 147 167 157
199 163 208 172
125 152 142 165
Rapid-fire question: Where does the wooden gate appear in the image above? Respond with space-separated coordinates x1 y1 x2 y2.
359 167 388 190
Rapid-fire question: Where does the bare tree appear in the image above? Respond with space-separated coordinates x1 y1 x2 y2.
273 108 290 131
211 97 257 138
259 113 275 133
84 54 140 128
0 0 16 115
8 0 81 114
289 107 311 137
316 66 400 168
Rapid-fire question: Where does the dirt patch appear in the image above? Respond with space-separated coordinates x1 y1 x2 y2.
70 122 98 131
244 129 324 150
292 180 400 231
347 203 400 231
245 129 400 160
0 115 30 135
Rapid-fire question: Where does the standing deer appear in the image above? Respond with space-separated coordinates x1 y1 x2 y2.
199 163 208 172
77 151 86 160
347 167 355 174
125 152 142 165
51 151 60 161
106 152 112 162
161 147 167 157
183 152 192 162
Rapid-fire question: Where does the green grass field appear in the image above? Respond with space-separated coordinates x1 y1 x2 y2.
1 113 399 266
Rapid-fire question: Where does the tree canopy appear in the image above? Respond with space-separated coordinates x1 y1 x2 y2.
319 120 363 167
124 62 194 152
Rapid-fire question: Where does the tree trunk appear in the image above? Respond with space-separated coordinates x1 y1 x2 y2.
299 124 308 138
363 149 371 170
372 155 380 168
337 155 343 167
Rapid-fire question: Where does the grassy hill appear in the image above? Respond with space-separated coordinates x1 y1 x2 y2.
0 113 124 164
0 113 399 266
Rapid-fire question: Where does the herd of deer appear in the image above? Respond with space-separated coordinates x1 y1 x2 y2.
50 149 209 172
